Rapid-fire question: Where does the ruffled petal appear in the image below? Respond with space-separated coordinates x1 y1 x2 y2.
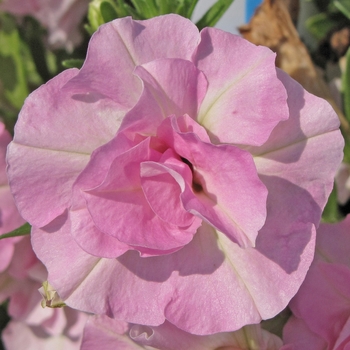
32 219 313 335
157 115 267 247
253 70 343 226
7 68 124 227
193 28 288 145
64 15 200 107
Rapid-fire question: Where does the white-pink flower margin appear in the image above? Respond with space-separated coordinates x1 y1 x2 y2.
7 14 343 335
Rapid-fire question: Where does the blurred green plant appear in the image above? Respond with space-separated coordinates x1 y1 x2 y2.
0 14 29 110
306 0 350 41
86 0 235 34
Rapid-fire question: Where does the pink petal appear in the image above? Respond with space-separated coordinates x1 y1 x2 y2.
0 238 16 272
334 316 350 349
131 321 283 350
316 215 350 266
134 59 207 120
252 71 343 220
290 261 350 348
64 15 200 107
157 115 267 247
2 320 81 350
72 132 138 201
283 316 327 350
32 218 313 335
193 28 289 145
2 308 86 350
7 68 124 227
140 150 198 227
118 59 208 137
85 138 199 253
0 122 25 239
81 315 143 350
70 207 130 258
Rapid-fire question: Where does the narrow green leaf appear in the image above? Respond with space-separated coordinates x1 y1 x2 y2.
195 0 234 31
174 0 199 18
184 0 200 18
158 0 171 15
100 1 119 23
343 47 350 123
61 59 84 69
334 0 350 19
115 0 131 17
0 14 29 109
305 13 337 40
322 184 341 223
21 17 52 83
0 223 31 240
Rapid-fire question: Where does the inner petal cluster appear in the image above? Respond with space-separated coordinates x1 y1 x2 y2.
81 114 268 256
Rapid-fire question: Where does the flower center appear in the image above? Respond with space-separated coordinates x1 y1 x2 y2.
181 157 203 193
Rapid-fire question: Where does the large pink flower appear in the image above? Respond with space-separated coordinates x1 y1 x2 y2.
7 15 343 335
0 0 89 50
283 216 350 349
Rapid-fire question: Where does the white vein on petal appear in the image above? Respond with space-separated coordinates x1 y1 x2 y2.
252 129 340 161
11 141 91 157
216 231 261 317
111 23 138 68
64 257 103 301
198 52 272 126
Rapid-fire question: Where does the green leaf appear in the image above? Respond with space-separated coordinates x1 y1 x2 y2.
114 0 132 17
21 16 52 83
132 0 159 18
100 1 119 23
343 47 350 123
86 0 119 34
195 0 235 31
182 0 199 18
0 223 31 240
322 184 341 223
0 14 29 109
334 0 350 19
342 132 350 164
61 58 84 69
305 13 337 40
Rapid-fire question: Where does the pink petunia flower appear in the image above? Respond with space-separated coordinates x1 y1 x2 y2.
7 15 344 335
0 0 89 50
81 315 283 350
283 215 350 349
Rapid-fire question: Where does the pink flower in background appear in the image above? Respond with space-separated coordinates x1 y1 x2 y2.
0 121 25 273
0 0 89 50
7 15 343 334
0 235 87 350
81 315 283 350
283 216 350 349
